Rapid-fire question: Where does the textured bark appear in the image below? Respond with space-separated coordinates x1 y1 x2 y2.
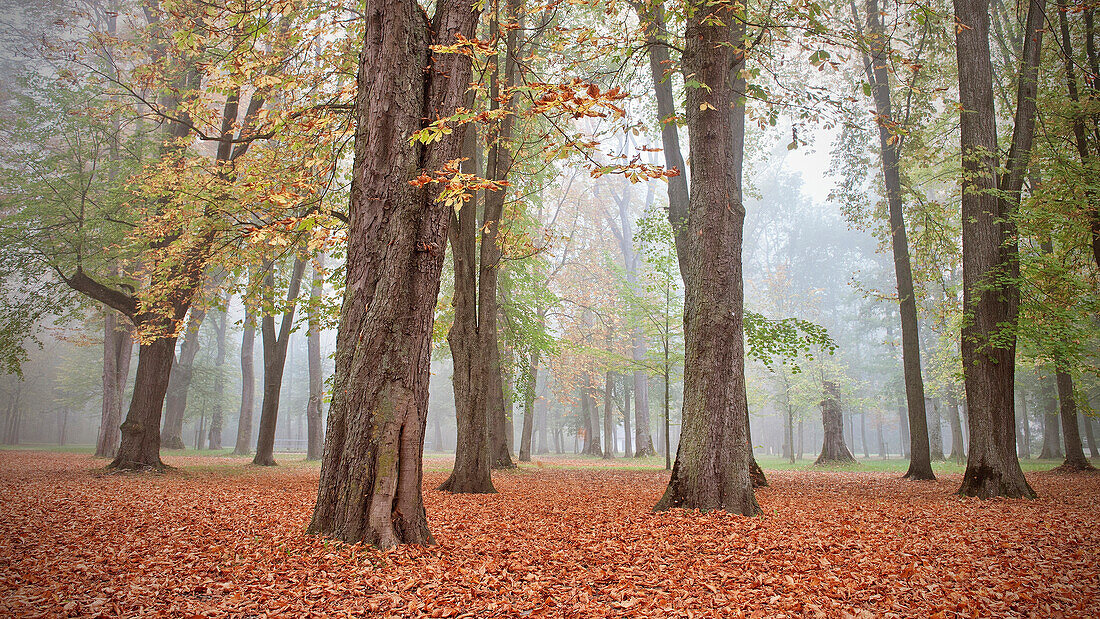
927 399 945 461
95 311 132 458
252 256 307 466
233 311 256 455
654 2 759 515
439 129 494 493
1039 376 1063 459
518 348 539 462
1054 371 1094 471
816 381 856 464
207 302 227 450
308 0 480 547
858 0 934 481
306 259 325 461
954 0 1040 499
110 337 175 470
946 395 965 462
603 371 615 459
161 306 208 449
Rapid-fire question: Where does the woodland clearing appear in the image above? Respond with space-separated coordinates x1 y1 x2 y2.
0 451 1097 618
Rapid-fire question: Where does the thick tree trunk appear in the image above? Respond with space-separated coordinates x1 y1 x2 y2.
955 0 1040 499
207 303 227 450
858 0 934 480
306 259 325 461
1054 371 1095 471
253 256 307 466
654 3 759 515
233 311 257 455
308 0 479 547
816 381 856 464
110 337 176 471
96 311 132 458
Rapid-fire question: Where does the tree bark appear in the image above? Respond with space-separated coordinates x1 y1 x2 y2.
1054 371 1095 470
947 394 965 462
308 0 480 547
1082 414 1099 458
306 258 325 461
857 0 934 481
927 398 945 461
954 0 1040 499
233 310 257 455
439 128 495 493
622 375 633 458
654 1 759 515
252 256 307 466
603 371 615 459
110 337 176 470
207 300 227 450
519 348 539 462
1039 375 1063 458
96 310 132 458
816 381 856 464
161 306 207 449
1016 388 1031 458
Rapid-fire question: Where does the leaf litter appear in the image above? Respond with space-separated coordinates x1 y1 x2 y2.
1 451 1097 618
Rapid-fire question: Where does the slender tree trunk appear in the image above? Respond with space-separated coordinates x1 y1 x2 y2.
161 307 208 449
603 371 615 459
816 381 856 464
928 399 945 461
207 301 227 450
233 310 256 455
253 256 307 466
96 310 132 458
1082 414 1099 458
1017 388 1031 458
954 0 1040 499
306 258 325 461
1054 371 1094 470
1039 375 1063 458
519 349 539 462
622 376 633 458
308 0 480 547
654 2 759 515
860 410 870 459
877 414 886 458
947 395 965 462
858 0 934 481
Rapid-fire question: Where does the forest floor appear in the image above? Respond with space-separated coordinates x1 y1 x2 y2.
1 451 1097 618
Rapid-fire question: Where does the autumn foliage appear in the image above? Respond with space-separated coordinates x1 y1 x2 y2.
1 452 1097 617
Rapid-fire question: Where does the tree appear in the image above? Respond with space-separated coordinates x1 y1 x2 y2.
954 0 1040 498
654 0 760 515
307 0 481 546
852 0 936 480
816 380 857 463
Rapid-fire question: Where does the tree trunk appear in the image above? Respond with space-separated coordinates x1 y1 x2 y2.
96 310 132 458
439 128 495 493
622 375 633 458
947 394 965 462
207 301 228 450
161 307 208 449
1039 376 1063 458
816 381 856 464
518 348 539 462
253 256 307 466
877 414 886 458
603 371 615 459
928 398 945 461
1082 414 1099 458
306 258 325 461
581 375 602 456
308 0 480 547
110 337 176 470
233 310 257 455
857 0 934 479
1054 371 1095 470
955 0 1040 499
1016 388 1031 458
654 2 759 515
860 410 870 459
535 380 549 454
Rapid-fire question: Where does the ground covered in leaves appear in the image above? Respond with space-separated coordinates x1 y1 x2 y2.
1 452 1098 618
